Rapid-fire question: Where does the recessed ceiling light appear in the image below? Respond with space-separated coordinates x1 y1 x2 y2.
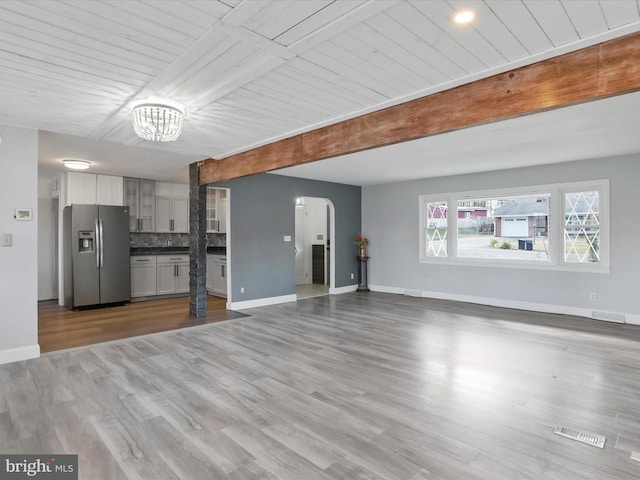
63 160 91 170
454 10 475 24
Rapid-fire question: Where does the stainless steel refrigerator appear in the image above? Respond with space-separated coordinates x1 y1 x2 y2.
63 205 131 309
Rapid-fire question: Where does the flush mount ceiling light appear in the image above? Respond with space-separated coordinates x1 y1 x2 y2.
132 101 185 142
454 10 475 24
63 159 91 170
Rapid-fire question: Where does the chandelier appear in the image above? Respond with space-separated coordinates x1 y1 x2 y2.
132 102 185 142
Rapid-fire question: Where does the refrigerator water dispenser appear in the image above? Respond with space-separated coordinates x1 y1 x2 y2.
78 231 94 252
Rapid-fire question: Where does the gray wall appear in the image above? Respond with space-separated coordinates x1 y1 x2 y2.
218 173 361 302
362 154 640 318
0 124 39 363
38 173 58 301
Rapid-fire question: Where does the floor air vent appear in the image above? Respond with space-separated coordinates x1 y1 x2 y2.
591 311 625 323
554 426 605 448
404 289 422 297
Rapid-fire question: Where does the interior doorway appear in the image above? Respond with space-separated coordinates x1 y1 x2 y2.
294 196 333 299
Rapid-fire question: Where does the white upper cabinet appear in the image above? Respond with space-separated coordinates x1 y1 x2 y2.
65 172 97 206
172 197 189 233
124 178 155 232
96 175 124 206
206 188 227 233
65 172 123 206
155 182 189 233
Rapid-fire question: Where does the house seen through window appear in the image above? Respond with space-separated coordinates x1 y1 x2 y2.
420 180 607 271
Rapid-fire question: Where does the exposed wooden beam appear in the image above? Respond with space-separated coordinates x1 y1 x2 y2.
200 32 640 185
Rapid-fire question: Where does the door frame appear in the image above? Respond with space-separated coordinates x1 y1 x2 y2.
293 196 335 294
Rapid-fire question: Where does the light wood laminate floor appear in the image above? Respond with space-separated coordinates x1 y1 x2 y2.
296 283 330 299
5 293 640 479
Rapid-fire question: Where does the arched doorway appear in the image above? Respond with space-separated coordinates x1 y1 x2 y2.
294 196 335 299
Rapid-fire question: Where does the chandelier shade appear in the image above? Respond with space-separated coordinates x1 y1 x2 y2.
132 102 185 142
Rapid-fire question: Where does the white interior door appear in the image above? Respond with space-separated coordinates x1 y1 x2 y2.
295 206 307 285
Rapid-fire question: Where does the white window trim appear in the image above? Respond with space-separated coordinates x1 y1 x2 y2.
419 179 609 273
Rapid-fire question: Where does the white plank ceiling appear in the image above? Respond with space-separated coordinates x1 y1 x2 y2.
1 0 639 183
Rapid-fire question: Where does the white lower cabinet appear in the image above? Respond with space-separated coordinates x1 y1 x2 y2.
176 264 190 293
206 255 215 292
156 256 189 295
207 254 227 297
130 256 157 298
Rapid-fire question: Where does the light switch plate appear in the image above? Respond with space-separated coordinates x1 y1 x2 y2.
283 235 291 242
1 234 12 246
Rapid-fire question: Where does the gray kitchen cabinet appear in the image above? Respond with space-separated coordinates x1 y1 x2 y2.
124 177 155 232
156 255 189 294
130 256 157 297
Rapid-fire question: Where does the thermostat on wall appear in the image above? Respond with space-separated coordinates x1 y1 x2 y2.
14 209 32 221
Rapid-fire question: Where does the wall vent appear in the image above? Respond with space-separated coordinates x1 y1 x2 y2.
404 289 422 297
554 426 605 448
591 311 626 323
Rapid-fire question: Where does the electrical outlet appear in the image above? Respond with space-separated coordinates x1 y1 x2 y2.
350 273 354 280
590 292 596 301
240 287 245 294
1 234 12 247
427 278 432 285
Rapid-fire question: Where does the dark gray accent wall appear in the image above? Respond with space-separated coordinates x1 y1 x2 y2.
217 173 361 302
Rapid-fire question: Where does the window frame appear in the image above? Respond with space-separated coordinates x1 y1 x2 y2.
418 179 609 273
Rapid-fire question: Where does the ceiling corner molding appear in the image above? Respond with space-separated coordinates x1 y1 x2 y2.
199 31 640 186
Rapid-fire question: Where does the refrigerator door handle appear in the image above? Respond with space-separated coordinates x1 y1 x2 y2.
95 219 100 269
99 219 104 268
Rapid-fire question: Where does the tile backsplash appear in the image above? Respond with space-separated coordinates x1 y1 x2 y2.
130 233 225 248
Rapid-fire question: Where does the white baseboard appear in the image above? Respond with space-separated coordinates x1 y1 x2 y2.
228 294 297 311
369 284 634 325
0 344 40 365
228 286 359 310
330 284 358 295
369 285 405 295
624 313 640 326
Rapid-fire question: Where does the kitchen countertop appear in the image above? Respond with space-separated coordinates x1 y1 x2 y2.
130 247 226 256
